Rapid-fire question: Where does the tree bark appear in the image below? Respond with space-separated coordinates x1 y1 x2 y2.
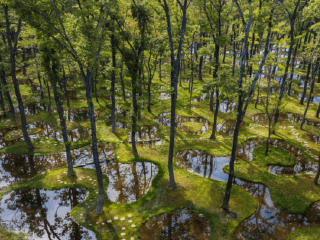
4 5 33 150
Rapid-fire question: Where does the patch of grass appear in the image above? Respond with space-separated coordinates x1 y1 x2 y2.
182 121 203 132
288 228 320 240
231 145 320 213
4 128 42 141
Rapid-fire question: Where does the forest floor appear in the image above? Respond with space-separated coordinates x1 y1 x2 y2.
0 66 320 239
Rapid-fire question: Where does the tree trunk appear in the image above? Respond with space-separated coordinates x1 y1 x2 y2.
210 91 214 112
4 6 33 150
0 69 16 121
83 71 105 214
62 65 70 108
300 63 318 129
49 75 73 177
299 63 311 105
111 36 116 133
120 63 126 102
131 73 139 158
210 88 219 140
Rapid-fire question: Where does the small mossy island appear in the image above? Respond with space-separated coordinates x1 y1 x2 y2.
0 0 320 240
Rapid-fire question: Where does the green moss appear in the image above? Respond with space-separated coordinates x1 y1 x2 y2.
182 121 203 132
4 128 42 141
231 146 320 213
289 228 320 240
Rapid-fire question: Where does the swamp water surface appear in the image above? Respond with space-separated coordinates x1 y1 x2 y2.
0 188 96 240
174 139 320 240
156 113 209 135
138 209 211 240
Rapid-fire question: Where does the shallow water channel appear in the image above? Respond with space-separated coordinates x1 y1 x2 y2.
0 188 96 240
175 139 320 240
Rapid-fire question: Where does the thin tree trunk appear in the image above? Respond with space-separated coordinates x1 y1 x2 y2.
83 71 104 214
300 63 311 105
4 6 33 150
48 75 73 177
210 88 219 140
111 35 116 133
210 91 214 112
300 63 318 129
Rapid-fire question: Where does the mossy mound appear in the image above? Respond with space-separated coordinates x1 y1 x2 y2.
231 146 320 213
4 128 42 141
182 121 203 132
289 228 320 240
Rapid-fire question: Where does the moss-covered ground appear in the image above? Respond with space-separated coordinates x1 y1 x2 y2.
0 62 320 239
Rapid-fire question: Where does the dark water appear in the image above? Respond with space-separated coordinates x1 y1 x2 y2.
82 159 158 203
0 152 67 188
72 143 158 203
103 160 158 203
156 113 209 135
128 126 162 148
0 188 96 240
139 209 211 240
64 108 103 122
72 142 116 167
174 140 320 240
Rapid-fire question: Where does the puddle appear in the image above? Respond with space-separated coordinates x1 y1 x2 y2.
192 93 209 102
175 146 320 240
251 113 287 126
216 101 237 113
128 126 162 148
0 188 96 240
287 113 320 128
23 102 53 115
106 120 129 130
72 142 116 167
65 108 103 122
73 143 158 203
176 150 230 182
139 209 211 240
103 161 158 203
156 113 209 135
217 120 246 136
0 152 67 188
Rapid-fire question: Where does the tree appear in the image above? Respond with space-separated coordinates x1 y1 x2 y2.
3 4 33 150
222 0 280 212
13 0 114 214
158 0 191 189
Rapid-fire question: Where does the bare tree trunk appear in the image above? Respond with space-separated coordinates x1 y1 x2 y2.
210 88 219 140
299 63 311 105
4 5 33 150
111 35 116 133
300 62 319 129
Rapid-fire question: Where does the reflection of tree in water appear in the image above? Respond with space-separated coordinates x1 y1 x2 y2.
139 210 211 240
0 188 96 240
105 161 158 203
0 153 66 187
